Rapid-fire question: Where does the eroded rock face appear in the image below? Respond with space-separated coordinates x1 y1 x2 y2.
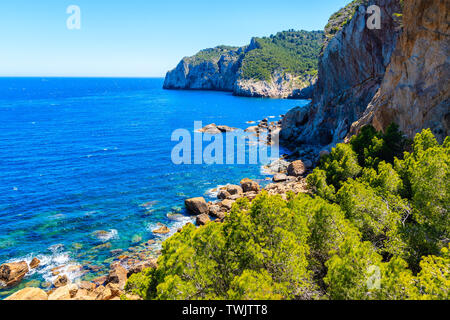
234 73 315 99
281 0 402 147
0 261 29 287
163 47 243 91
350 0 450 142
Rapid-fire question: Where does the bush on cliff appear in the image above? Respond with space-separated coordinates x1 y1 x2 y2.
126 128 449 300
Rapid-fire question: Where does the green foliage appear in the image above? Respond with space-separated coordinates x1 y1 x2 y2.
227 270 284 300
306 168 336 201
350 124 408 168
416 247 450 300
126 127 448 300
240 30 324 81
318 143 362 189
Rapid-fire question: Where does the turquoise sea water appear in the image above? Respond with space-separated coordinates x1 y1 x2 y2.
0 77 307 296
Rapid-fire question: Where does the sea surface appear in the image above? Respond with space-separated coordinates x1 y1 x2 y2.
0 77 307 296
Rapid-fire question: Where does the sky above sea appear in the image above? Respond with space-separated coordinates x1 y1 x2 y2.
0 0 350 77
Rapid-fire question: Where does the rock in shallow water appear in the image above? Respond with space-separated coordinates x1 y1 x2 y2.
0 261 29 288
185 197 209 215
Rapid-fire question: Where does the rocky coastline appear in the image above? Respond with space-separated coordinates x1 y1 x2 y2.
1 116 319 301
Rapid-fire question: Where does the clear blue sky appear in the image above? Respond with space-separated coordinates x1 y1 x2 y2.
0 0 350 77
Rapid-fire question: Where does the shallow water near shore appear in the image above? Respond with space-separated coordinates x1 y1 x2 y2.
0 77 307 297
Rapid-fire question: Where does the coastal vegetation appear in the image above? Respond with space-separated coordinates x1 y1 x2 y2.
240 30 324 81
125 126 449 300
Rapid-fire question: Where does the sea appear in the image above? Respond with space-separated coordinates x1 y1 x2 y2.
0 77 307 297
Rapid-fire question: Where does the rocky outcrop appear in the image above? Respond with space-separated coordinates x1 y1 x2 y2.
163 46 243 91
5 287 48 300
234 73 317 99
350 0 450 142
164 31 323 98
185 197 209 215
281 0 403 146
0 261 29 287
281 0 448 147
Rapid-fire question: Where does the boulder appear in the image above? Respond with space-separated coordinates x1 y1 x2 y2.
54 275 69 288
221 199 235 211
77 281 96 291
223 185 243 196
217 125 237 133
287 160 306 177
153 225 170 234
185 197 209 215
0 261 29 287
92 276 108 287
208 204 222 217
127 259 158 277
48 284 78 300
217 189 231 200
244 192 258 201
73 288 97 300
244 126 259 133
5 287 48 300
106 263 128 290
196 214 211 226
29 258 40 269
198 123 222 134
240 178 260 193
273 173 288 182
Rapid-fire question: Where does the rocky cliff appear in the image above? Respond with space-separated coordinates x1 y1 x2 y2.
350 0 449 142
281 0 449 148
164 31 324 98
281 0 403 146
163 46 243 91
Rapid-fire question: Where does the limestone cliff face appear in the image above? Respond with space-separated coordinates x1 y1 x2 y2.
164 31 323 98
281 0 402 146
163 47 243 91
350 0 450 142
234 73 316 99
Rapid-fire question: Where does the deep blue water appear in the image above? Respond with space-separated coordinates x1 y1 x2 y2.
0 77 306 295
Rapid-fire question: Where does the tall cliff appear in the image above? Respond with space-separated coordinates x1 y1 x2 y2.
164 31 324 98
163 46 243 91
281 0 403 146
281 0 449 148
350 0 450 142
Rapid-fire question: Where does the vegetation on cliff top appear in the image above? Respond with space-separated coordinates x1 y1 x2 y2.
179 30 324 83
184 46 241 66
125 125 449 300
240 30 324 81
